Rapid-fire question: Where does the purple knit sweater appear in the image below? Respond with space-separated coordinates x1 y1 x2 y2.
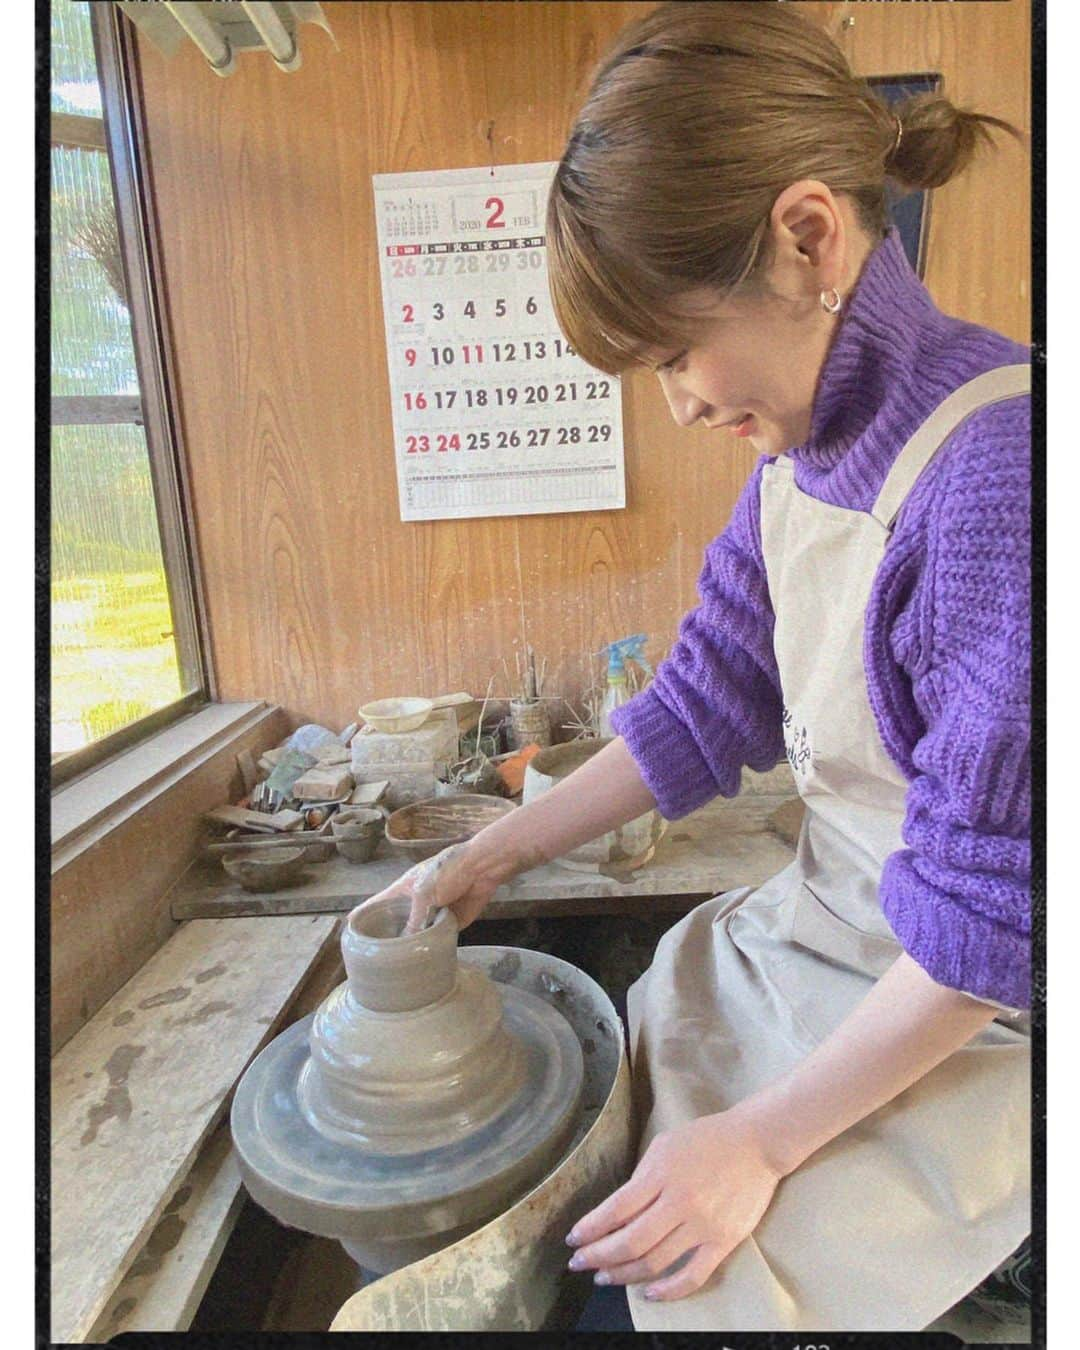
611 227 1031 1010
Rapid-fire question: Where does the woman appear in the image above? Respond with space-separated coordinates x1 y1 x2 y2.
361 2 1032 1332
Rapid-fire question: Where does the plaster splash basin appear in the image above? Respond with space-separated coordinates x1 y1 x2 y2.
230 895 585 1274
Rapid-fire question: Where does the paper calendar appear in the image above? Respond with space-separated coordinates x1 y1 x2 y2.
372 161 626 522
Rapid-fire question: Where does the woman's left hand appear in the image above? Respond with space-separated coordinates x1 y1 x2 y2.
565 1108 784 1301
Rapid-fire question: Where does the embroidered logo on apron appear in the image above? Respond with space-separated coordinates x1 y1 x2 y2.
782 704 812 775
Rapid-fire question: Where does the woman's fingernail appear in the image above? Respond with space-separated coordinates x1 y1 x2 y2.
643 1288 659 1301
567 1253 586 1272
593 1271 611 1286
565 1229 580 1247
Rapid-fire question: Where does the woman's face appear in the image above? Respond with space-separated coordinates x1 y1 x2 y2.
643 285 835 457
638 191 875 457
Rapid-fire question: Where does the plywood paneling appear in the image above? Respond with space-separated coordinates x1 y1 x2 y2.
132 1 1030 730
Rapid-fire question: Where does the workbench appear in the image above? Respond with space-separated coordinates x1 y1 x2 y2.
168 789 804 923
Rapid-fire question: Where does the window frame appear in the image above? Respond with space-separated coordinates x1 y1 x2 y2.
50 2 215 789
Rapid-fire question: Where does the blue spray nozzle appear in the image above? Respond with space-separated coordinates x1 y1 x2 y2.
599 633 653 679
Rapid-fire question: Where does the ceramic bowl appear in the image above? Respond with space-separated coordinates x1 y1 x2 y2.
332 808 386 864
358 697 433 734
385 795 516 862
300 818 336 863
222 846 307 892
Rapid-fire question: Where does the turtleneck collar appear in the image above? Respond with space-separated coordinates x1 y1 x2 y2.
793 226 939 472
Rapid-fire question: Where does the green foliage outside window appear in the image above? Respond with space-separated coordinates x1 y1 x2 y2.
50 0 183 761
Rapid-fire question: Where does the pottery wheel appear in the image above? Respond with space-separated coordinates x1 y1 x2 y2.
231 981 584 1243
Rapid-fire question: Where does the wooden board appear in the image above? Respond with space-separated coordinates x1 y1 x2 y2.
50 914 339 1344
168 795 803 921
86 1123 244 1339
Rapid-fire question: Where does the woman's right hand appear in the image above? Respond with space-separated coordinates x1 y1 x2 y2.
353 839 503 935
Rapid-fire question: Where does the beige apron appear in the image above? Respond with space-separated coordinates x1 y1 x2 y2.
626 364 1032 1332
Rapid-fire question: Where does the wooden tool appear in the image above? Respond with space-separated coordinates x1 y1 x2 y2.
203 806 278 833
204 830 334 855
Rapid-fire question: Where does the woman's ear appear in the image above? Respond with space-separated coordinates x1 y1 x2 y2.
769 180 845 283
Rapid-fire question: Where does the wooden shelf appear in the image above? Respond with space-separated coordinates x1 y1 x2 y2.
168 794 804 922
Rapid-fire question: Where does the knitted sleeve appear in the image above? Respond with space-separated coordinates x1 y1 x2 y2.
610 458 786 820
867 397 1031 1009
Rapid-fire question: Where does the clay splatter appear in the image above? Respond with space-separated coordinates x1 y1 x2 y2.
488 950 521 983
109 1298 137 1322
128 1212 186 1278
194 962 228 985
169 1185 193 1211
671 832 692 843
138 987 190 1010
80 1044 146 1146
112 1011 135 1027
174 1000 233 1026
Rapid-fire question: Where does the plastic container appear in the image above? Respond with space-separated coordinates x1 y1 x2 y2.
358 698 433 734
597 634 653 737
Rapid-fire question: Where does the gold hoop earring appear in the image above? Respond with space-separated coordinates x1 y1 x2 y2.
820 287 843 315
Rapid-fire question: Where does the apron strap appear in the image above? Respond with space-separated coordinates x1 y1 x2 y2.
870 363 1031 530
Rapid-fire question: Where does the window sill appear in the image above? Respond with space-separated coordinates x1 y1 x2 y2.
50 701 276 868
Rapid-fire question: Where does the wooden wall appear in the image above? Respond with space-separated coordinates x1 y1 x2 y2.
133 2 1030 729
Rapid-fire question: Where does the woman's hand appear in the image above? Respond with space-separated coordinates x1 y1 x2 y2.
564 1109 783 1301
352 839 503 934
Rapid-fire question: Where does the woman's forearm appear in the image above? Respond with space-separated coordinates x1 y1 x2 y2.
734 951 1000 1177
466 735 659 885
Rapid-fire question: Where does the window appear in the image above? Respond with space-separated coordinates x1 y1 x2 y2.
50 0 210 785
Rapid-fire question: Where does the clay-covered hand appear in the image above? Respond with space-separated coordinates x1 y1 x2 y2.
354 841 500 935
564 1109 783 1301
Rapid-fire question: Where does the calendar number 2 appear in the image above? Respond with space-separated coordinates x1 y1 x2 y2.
485 197 506 229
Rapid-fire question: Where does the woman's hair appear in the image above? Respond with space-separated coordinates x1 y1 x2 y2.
547 1 1024 375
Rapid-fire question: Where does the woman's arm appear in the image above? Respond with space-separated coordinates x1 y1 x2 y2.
565 951 999 1301
370 736 657 932
468 735 658 878
734 949 998 1176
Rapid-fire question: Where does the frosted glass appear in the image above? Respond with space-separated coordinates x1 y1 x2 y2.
51 0 102 117
51 143 139 397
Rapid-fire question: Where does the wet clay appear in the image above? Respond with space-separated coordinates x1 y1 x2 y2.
300 902 528 1153
231 895 585 1272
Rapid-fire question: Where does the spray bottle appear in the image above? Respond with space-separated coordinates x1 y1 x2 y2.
598 634 653 737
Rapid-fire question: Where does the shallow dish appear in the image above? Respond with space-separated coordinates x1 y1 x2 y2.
358 697 433 734
222 846 307 892
385 795 516 862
